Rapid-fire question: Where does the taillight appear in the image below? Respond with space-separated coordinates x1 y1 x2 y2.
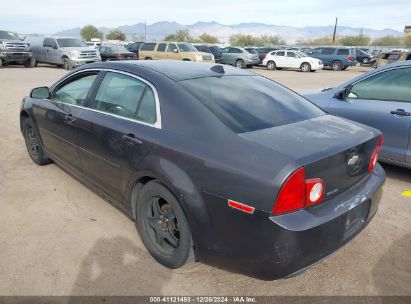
368 135 383 172
348 55 353 61
116 54 125 59
132 53 137 59
272 167 325 215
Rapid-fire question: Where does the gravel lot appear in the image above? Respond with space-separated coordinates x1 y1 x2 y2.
0 63 410 296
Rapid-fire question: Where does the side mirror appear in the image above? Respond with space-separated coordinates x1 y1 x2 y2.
334 85 352 100
52 44 58 50
173 48 179 53
30 87 50 99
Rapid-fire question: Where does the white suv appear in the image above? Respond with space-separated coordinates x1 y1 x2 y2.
262 50 323 72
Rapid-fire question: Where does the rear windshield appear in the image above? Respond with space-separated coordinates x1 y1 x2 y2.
107 45 128 52
180 76 324 133
245 48 258 54
57 38 86 47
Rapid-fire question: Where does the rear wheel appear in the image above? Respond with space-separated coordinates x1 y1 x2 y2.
23 118 50 165
136 181 194 268
331 60 343 71
267 60 276 70
235 59 245 69
145 57 152 60
300 62 311 72
63 57 72 70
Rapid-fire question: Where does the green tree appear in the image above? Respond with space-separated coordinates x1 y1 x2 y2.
198 33 220 44
229 34 256 46
164 29 193 42
404 35 411 47
106 29 126 41
256 35 285 46
80 25 103 41
371 35 403 46
339 34 370 46
295 36 335 46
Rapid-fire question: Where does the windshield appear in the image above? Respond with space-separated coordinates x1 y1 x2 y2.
57 38 86 47
180 76 324 133
178 43 197 52
296 51 307 57
0 31 20 40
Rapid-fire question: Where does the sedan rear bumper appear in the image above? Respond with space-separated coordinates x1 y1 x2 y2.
195 164 385 280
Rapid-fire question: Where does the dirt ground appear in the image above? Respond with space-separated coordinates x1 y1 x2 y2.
0 63 410 296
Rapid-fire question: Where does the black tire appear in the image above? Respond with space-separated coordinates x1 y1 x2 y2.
135 181 194 268
23 118 50 165
267 60 276 70
331 60 343 71
145 57 152 60
63 57 72 70
235 59 245 69
182 59 191 61
300 62 311 72
24 57 36 68
0 59 3 68
277 67 283 70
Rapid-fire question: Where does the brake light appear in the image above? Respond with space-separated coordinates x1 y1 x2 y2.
116 54 125 59
348 55 353 61
368 135 383 172
132 53 137 59
272 167 325 215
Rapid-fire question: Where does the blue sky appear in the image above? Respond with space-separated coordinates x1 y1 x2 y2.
3 0 410 33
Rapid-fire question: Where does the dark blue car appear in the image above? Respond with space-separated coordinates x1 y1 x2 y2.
305 61 411 168
20 61 384 280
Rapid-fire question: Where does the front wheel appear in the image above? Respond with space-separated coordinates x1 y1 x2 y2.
24 57 36 68
267 61 276 70
362 57 370 64
300 62 311 72
136 181 194 268
235 59 245 69
23 118 51 165
63 58 72 70
0 59 3 68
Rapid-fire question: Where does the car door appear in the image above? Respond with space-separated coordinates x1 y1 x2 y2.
77 71 160 202
328 67 411 164
286 51 299 68
42 38 55 63
274 51 286 67
166 43 179 60
33 71 99 173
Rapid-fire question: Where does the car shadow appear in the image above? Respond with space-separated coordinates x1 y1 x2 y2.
380 163 411 184
70 236 172 297
372 233 411 295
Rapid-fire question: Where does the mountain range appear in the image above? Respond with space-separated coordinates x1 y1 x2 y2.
55 21 403 43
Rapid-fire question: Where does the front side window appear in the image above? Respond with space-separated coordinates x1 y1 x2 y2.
349 68 411 102
287 52 296 58
229 48 242 54
92 72 157 124
167 44 178 52
43 38 57 48
53 74 98 106
180 76 324 133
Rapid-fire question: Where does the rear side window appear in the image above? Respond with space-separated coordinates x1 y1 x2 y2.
180 76 324 133
337 49 349 55
93 72 146 118
140 43 156 51
157 43 166 52
276 51 285 56
287 52 296 57
136 87 156 124
321 48 335 55
349 68 411 102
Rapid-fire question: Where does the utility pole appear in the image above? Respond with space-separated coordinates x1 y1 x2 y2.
332 17 338 44
144 20 147 42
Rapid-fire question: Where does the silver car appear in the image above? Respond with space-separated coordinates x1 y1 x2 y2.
304 61 411 168
25 37 101 70
220 47 260 69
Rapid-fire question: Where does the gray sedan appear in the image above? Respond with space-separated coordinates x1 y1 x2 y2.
305 61 411 168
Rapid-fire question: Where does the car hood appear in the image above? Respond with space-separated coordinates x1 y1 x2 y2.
239 114 378 166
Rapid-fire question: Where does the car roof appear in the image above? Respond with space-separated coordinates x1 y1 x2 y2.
79 60 252 81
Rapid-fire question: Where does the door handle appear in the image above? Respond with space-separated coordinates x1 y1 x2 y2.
390 109 411 117
64 114 77 125
122 134 143 146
